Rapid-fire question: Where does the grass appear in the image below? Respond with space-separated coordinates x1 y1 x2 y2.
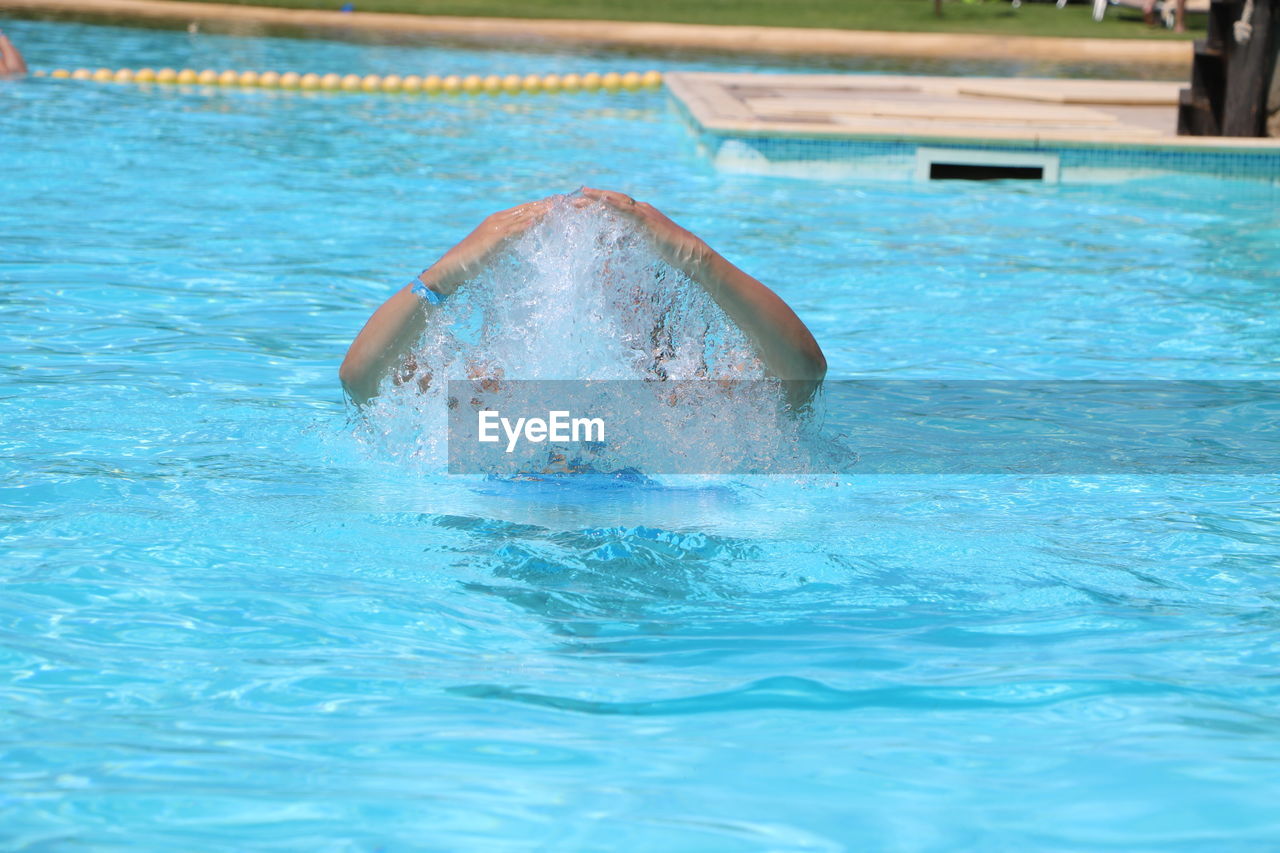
171 0 1200 40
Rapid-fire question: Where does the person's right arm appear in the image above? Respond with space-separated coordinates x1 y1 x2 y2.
339 199 552 405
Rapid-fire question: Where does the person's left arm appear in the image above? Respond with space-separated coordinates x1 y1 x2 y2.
583 188 827 404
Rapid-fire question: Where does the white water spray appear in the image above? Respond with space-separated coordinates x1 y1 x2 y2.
355 193 822 475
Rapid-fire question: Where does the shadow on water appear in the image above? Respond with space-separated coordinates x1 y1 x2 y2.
437 508 767 630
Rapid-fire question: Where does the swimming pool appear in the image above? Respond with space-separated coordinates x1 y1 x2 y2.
3 17 1279 850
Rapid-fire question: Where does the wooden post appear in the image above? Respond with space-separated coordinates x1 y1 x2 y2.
935 0 943 18
1179 0 1280 136
1223 0 1280 133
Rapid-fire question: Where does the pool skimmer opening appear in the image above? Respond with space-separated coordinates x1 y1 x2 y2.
917 147 1061 183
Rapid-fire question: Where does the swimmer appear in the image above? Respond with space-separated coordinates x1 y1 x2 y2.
0 30 27 77
339 188 826 407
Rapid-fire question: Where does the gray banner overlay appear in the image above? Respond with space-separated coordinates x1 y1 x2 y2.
447 380 1280 476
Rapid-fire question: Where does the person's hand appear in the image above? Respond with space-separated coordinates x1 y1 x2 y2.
580 187 713 273
422 197 554 295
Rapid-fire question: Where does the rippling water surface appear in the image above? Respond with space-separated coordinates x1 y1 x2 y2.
2 18 1279 851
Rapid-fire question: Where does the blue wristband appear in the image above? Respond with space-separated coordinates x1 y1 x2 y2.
411 277 444 305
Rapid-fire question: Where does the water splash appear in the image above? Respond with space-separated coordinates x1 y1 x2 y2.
355 193 825 475
420 192 764 383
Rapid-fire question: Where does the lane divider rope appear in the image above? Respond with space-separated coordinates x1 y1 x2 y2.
34 67 664 94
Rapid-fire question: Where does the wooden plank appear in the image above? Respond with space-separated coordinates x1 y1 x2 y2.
742 96 1120 125
957 80 1181 105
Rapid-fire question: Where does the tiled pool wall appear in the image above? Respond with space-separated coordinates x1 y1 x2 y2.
668 95 1280 188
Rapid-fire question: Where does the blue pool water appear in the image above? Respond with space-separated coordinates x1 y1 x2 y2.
3 17 1280 850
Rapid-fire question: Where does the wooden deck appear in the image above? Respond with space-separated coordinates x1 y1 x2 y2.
666 72 1280 149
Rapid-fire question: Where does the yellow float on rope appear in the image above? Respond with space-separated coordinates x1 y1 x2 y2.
55 66 665 96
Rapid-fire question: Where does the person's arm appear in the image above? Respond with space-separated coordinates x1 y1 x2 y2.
0 31 27 76
582 188 827 404
340 198 552 405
